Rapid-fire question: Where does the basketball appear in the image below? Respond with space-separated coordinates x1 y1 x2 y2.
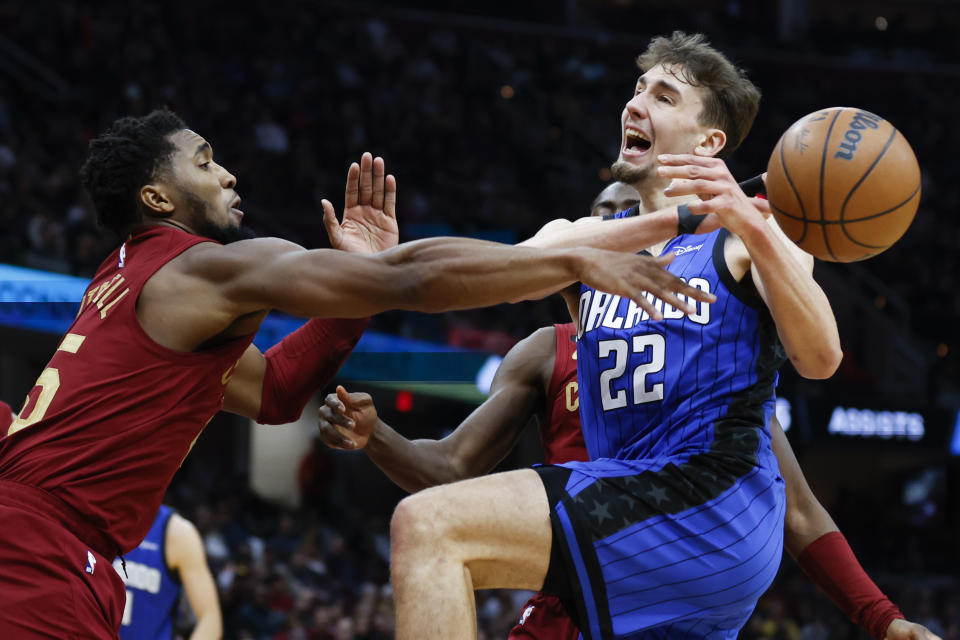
765 107 921 262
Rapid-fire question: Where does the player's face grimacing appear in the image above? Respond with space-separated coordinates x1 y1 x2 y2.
164 129 249 244
612 64 719 186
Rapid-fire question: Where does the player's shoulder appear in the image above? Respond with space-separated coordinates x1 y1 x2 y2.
495 326 559 390
518 326 559 355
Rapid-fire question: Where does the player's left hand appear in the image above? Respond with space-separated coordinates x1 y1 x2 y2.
322 152 399 254
317 385 378 450
885 618 942 640
657 154 770 239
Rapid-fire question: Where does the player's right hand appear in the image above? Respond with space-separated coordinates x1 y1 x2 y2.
885 619 942 640
317 385 378 450
322 152 399 255
574 248 716 321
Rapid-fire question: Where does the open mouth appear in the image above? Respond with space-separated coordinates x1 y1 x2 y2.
624 127 652 153
229 197 243 218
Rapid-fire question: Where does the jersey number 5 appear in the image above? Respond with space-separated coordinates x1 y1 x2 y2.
8 333 85 436
598 335 665 411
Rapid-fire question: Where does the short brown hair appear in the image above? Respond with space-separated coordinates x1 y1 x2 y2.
637 31 760 158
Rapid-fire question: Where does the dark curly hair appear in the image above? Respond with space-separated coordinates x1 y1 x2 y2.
637 32 760 158
79 109 187 236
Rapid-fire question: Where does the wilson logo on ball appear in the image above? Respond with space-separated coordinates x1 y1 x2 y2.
834 110 883 161
766 106 921 262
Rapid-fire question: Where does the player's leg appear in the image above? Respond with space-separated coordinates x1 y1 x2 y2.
390 468 552 640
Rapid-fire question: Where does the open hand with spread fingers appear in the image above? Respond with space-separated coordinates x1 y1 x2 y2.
322 152 399 254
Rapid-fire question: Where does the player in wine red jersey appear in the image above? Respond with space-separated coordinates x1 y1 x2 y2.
0 401 12 433
318 183 935 640
0 109 711 638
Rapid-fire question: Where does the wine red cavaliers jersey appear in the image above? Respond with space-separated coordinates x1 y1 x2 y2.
540 323 588 464
0 401 11 433
0 226 254 556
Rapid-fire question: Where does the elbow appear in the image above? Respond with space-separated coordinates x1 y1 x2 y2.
444 458 475 485
790 343 842 380
520 218 574 249
782 506 809 558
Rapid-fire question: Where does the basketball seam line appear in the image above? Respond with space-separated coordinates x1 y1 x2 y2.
818 109 844 261
838 125 897 246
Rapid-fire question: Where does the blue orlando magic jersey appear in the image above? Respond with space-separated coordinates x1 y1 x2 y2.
577 225 786 462
114 505 182 640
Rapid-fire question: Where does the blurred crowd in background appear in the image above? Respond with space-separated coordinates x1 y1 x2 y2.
1 1 958 637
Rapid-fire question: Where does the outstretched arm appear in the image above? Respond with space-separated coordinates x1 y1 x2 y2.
202 235 709 322
316 327 557 493
657 155 842 379
772 418 939 640
166 514 223 640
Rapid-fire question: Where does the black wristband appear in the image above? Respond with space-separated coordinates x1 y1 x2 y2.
677 203 707 235
738 174 766 198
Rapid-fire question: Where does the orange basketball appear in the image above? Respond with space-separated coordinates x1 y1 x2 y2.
765 107 921 262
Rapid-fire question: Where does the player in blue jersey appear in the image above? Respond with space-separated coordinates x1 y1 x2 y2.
389 32 848 640
114 506 222 640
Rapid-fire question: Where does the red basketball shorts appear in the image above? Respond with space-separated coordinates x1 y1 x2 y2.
0 503 124 638
508 591 581 640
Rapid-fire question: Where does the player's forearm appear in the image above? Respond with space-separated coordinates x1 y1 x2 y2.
520 208 679 252
257 318 369 424
741 223 842 379
380 238 590 313
795 532 904 640
365 420 465 493
773 418 841 557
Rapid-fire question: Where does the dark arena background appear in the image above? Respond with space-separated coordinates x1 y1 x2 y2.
0 0 957 637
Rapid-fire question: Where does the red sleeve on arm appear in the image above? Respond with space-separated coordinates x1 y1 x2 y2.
257 317 370 424
796 531 904 640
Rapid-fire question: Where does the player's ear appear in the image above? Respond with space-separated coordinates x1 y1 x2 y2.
139 184 175 219
694 128 726 158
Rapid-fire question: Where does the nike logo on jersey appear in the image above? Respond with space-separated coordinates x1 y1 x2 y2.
577 278 712 336
519 605 535 626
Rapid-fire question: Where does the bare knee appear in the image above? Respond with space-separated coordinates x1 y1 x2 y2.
391 493 450 566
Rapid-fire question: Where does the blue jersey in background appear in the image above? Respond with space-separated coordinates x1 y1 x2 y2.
114 505 182 640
